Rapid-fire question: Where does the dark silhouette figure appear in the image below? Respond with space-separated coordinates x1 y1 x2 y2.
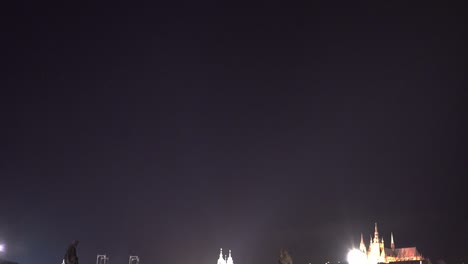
63 240 79 264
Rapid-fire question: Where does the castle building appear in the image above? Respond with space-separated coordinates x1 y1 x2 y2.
217 248 234 264
357 223 424 264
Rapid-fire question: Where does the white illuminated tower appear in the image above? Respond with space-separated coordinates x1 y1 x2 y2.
217 248 235 264
390 232 395 251
227 250 234 264
367 223 382 264
217 248 226 264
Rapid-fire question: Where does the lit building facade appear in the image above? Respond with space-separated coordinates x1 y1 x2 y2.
357 223 424 264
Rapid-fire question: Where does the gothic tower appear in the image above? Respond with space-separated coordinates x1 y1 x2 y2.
391 232 395 251
368 223 382 264
217 249 226 264
227 250 234 264
374 222 379 242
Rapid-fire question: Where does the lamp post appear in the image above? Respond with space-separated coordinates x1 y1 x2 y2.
129 256 140 264
97 254 109 264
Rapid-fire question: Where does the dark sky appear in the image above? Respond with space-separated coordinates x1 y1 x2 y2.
1 1 467 264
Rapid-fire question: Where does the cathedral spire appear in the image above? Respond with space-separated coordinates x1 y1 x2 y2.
227 250 234 264
374 222 379 242
217 248 226 264
391 232 395 250
360 233 367 253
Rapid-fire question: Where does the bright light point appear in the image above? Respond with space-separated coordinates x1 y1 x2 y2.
0 244 5 252
347 249 366 264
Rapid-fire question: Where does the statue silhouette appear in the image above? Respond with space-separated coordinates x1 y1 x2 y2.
63 240 79 264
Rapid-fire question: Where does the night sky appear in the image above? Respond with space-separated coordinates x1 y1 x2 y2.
1 1 467 264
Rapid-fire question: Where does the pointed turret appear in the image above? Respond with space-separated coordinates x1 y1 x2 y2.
360 233 367 253
374 222 379 242
227 250 234 264
391 232 395 251
380 244 386 259
217 248 226 264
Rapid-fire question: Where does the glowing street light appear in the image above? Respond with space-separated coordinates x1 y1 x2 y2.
129 256 140 264
0 244 5 252
347 249 366 264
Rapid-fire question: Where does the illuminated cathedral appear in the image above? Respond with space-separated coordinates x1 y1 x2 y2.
357 223 424 264
217 248 234 264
